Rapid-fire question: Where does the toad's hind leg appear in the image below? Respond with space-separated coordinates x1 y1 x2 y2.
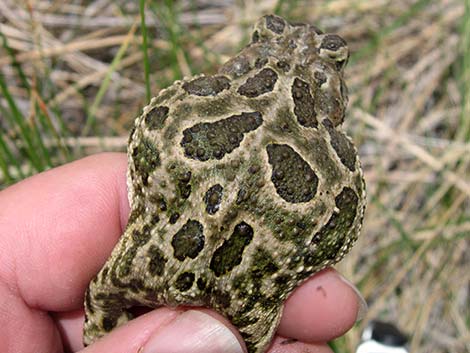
83 216 161 345
225 304 283 353
84 258 164 346
83 274 134 345
212 278 285 353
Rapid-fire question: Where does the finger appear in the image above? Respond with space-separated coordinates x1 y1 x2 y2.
53 308 246 353
76 307 335 353
277 268 366 342
0 281 62 353
52 309 85 352
0 152 129 312
55 269 363 351
79 308 246 353
267 336 333 353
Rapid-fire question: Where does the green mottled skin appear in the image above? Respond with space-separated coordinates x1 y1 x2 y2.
84 14 366 353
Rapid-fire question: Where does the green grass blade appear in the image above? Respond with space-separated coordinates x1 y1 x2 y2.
30 107 52 167
458 0 470 141
34 92 70 162
371 194 416 249
0 135 14 185
151 1 185 80
0 29 53 171
29 52 72 164
0 108 26 181
83 22 137 135
274 0 300 17
0 31 30 94
140 0 151 103
273 0 287 15
0 70 45 172
351 0 432 64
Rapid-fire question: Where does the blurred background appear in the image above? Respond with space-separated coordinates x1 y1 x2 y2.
0 0 469 352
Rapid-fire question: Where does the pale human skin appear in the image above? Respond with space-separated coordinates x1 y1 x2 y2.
0 153 364 353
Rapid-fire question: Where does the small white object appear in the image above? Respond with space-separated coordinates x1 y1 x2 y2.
356 340 408 353
356 320 408 353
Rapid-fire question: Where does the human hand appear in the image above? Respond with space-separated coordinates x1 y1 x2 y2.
0 153 366 353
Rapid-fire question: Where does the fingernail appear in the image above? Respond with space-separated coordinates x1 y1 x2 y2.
143 310 244 353
337 275 368 322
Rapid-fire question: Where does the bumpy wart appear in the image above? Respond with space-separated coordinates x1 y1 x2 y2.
83 14 366 353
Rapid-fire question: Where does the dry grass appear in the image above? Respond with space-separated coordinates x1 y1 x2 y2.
0 0 469 352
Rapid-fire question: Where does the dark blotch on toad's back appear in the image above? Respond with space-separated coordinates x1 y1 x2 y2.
183 76 231 96
267 144 318 203
181 112 263 161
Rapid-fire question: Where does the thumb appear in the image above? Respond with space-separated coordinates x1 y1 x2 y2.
81 307 245 353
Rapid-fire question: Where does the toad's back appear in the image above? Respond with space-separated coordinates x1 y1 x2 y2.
84 15 366 353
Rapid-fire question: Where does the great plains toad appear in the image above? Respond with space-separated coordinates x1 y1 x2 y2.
83 14 366 353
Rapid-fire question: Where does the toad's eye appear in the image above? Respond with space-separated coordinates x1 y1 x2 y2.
320 34 346 51
319 34 349 71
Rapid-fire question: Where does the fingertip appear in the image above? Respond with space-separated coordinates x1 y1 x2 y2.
64 152 130 231
53 309 85 352
278 268 362 342
142 310 244 353
267 336 334 353
86 152 131 231
81 308 179 353
81 308 245 353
